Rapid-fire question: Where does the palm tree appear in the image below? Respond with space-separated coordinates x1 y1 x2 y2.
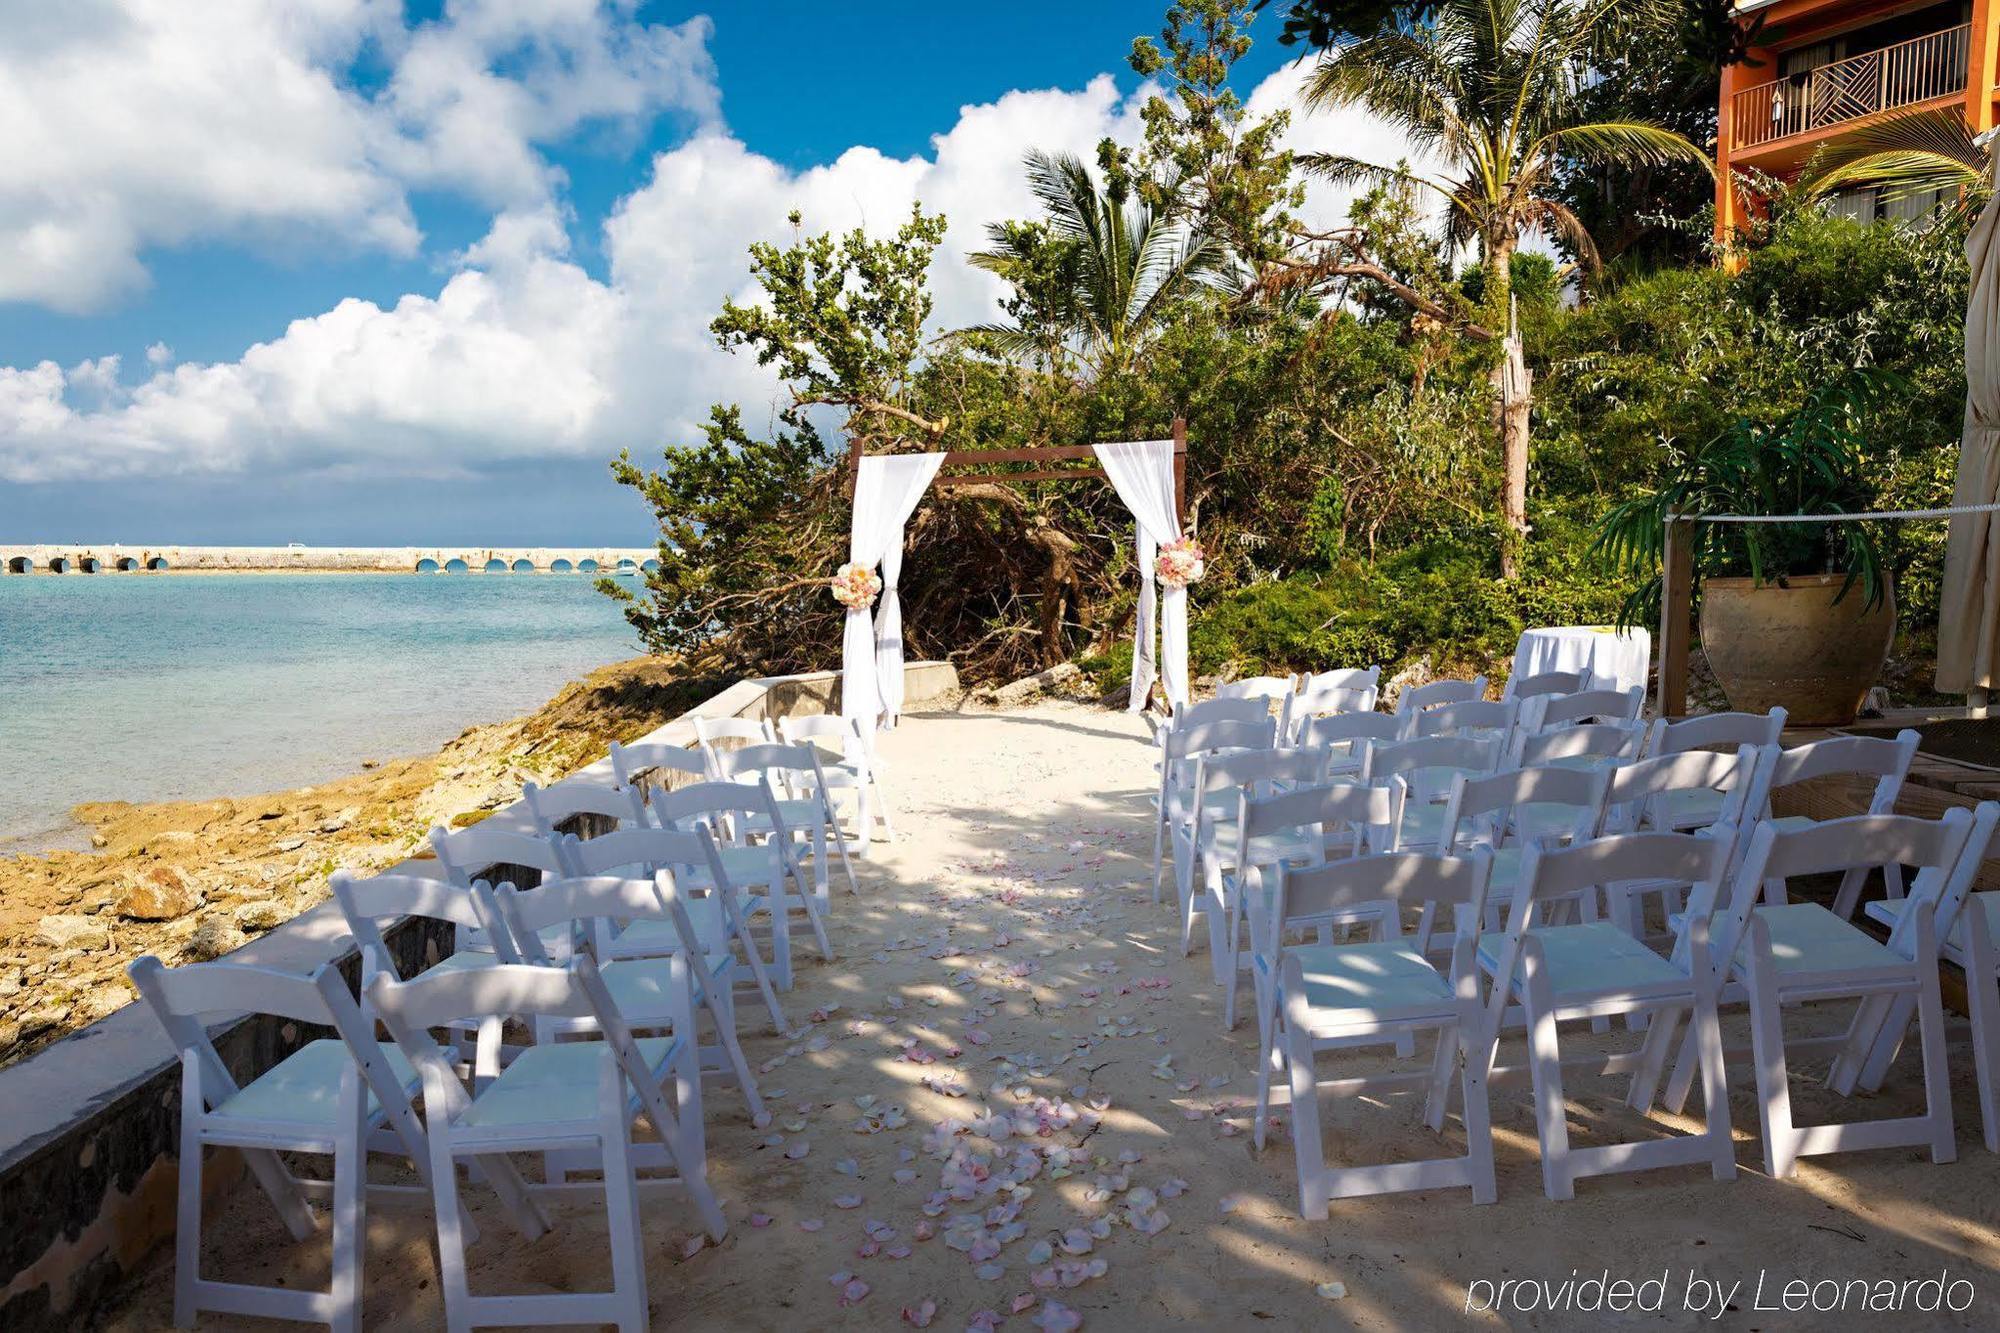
1797 107 1989 215
1298 0 1708 572
960 149 1219 375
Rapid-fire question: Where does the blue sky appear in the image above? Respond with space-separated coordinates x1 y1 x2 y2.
0 2 1330 544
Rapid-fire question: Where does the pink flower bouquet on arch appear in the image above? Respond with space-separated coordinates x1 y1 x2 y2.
830 561 883 609
1155 538 1205 589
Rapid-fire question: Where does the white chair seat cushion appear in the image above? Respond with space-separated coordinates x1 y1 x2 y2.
212 1040 418 1127
1512 803 1587 841
1201 824 1323 866
461 1036 679 1128
1478 922 1685 998
609 896 733 961
1753 902 1904 975
1867 891 2000 949
1286 941 1452 1021
1398 803 1445 847
600 956 729 1014
745 797 829 831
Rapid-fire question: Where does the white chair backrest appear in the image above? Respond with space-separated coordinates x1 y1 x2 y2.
1169 696 1274 732
1490 831 1731 999
331 870 519 978
1284 681 1377 740
1395 676 1487 715
430 822 565 888
496 873 673 962
777 714 869 767
1271 849 1493 953
1645 708 1786 757
1504 669 1586 700
1162 715 1278 763
712 740 830 787
1602 745 1759 833
1696 811 1972 969
1363 735 1503 803
694 716 776 747
1297 711 1403 771
1239 777 1403 860
1300 666 1380 697
1529 686 1644 732
1407 697 1519 740
608 740 708 789
1440 764 1612 852
649 778 785 833
1215 674 1297 702
522 778 649 838
1190 745 1329 799
369 956 655 1126
558 826 709 878
1514 721 1643 769
1747 731 1919 818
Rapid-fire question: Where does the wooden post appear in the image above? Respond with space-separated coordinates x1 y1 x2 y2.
1658 517 1695 719
847 437 865 498
1171 415 1187 530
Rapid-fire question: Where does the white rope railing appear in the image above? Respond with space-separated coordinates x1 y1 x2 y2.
1670 501 2000 524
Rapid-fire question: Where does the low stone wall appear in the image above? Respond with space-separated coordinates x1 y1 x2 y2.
0 662 959 1328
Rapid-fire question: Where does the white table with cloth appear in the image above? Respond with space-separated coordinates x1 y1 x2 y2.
1510 626 1652 695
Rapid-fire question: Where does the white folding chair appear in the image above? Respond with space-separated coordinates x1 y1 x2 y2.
1249 850 1498 1217
779 712 894 850
608 739 710 808
710 740 860 897
1438 764 1612 933
129 956 438 1332
1513 720 1644 772
1404 697 1520 744
692 714 777 764
1476 832 1739 1200
523 777 651 839
332 870 522 1086
1299 666 1381 707
557 824 789 1028
1503 669 1587 701
1216 673 1298 702
1641 708 1787 760
370 958 725 1333
1740 731 1922 918
1152 715 1278 901
1163 695 1273 738
429 822 568 955
1282 680 1376 743
648 780 832 990
1175 746 1335 967
1296 711 1403 779
1361 734 1504 851
1525 686 1644 733
1217 779 1404 1031
1596 747 1760 945
495 870 766 1124
1661 812 1975 1178
1394 676 1488 716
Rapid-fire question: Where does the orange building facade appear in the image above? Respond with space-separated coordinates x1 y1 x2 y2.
1716 0 2000 234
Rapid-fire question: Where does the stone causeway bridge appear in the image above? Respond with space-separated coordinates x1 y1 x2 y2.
1 544 660 575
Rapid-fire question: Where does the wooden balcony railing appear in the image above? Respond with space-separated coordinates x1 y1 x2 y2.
1730 23 1970 151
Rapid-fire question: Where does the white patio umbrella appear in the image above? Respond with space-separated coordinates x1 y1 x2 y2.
1937 154 2000 708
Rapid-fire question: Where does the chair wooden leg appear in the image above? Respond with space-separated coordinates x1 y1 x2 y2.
1285 1020 1329 1220
1966 917 2000 1153
1521 956 1574 1201
1692 979 1737 1181
329 1077 367 1333
1625 1003 1682 1112
1423 1023 1457 1133
598 1067 650 1333
1913 922 1958 1164
1457 1020 1498 1205
174 1062 203 1328
1744 944 1798 1179
706 970 765 1120
429 1135 474 1332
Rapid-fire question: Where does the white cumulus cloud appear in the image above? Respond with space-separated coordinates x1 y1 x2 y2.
1 48 1424 487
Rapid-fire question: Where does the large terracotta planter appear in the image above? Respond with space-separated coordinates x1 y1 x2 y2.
1698 573 1895 726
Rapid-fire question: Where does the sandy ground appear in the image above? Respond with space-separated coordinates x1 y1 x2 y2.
103 701 2000 1330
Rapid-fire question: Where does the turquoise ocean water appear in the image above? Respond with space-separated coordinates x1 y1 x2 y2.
0 572 641 851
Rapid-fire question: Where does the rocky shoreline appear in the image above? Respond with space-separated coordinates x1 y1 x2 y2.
0 656 715 1068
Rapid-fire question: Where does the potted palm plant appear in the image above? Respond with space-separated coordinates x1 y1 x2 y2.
1595 373 1896 725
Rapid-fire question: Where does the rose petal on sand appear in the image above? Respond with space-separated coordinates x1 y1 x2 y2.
798 1218 824 1232
680 1236 705 1260
834 1195 863 1209
749 1213 773 1228
1317 1281 1348 1301
839 1278 870 1307
785 1141 811 1160
1032 1299 1082 1331
902 1299 939 1327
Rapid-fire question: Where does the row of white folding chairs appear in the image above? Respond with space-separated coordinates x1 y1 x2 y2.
1239 800 2000 1218
1173 728 1923 1037
684 712 893 853
456 764 840 989
131 872 729 1332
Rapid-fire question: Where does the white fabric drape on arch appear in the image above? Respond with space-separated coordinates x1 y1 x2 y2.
1092 439 1187 711
842 452 946 730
